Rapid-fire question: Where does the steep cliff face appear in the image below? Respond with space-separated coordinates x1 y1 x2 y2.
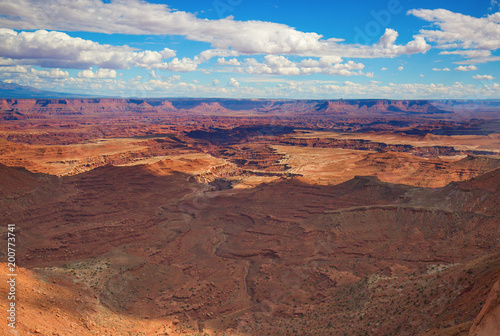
312 99 447 115
0 98 180 117
276 136 499 158
190 102 229 114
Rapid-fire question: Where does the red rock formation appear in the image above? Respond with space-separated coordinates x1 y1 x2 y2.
469 276 500 336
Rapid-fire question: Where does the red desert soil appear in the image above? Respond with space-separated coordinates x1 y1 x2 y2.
0 162 499 335
0 263 183 335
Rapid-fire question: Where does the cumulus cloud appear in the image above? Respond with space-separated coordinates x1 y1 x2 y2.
0 29 176 69
217 57 241 66
473 74 494 80
158 57 198 72
368 28 430 57
398 66 404 71
454 65 477 71
168 75 181 82
31 68 69 78
409 9 500 63
2 31 253 77
0 0 430 58
244 56 300 75
194 49 240 63
0 64 29 73
154 49 241 72
0 29 239 74
241 55 367 76
228 78 240 87
432 68 451 71
0 65 69 79
146 79 172 89
381 67 388 71
78 68 117 78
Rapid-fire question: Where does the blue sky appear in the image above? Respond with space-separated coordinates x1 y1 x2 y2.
0 0 499 98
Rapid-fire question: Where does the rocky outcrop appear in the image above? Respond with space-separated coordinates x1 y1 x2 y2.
276 136 499 158
469 277 500 336
313 99 447 115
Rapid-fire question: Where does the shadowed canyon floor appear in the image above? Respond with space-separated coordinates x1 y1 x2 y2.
0 99 499 335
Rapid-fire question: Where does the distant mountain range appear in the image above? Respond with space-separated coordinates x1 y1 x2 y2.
0 97 452 118
0 82 92 98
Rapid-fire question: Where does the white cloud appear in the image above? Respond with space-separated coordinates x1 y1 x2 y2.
440 49 492 58
158 57 198 72
152 49 240 72
473 74 494 80
0 0 430 58
313 81 500 99
146 79 172 89
398 66 404 71
491 0 499 10
0 29 176 69
408 9 500 50
78 68 117 78
432 68 451 71
0 65 69 79
381 67 388 71
409 9 500 63
212 79 220 86
194 49 239 63
217 57 241 66
455 56 500 64
454 65 477 71
168 75 181 82
244 55 300 75
242 55 367 76
228 78 240 87
4 68 500 99
0 64 29 73
31 67 69 78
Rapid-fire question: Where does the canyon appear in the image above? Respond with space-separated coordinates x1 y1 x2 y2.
0 98 499 336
